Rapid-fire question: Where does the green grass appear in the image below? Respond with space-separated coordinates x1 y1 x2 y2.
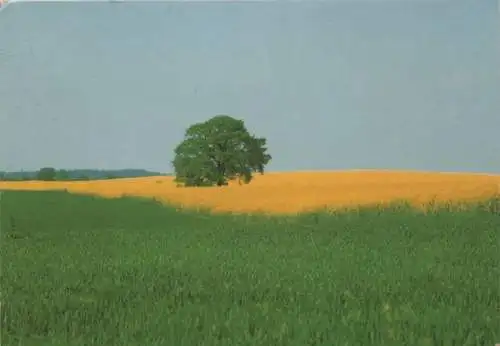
0 190 499 345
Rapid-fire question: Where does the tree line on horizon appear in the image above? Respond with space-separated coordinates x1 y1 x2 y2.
0 169 167 181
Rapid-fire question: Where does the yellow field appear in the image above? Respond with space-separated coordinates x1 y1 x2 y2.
1 170 499 214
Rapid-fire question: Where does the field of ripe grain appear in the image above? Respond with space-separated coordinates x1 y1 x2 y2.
1 170 499 214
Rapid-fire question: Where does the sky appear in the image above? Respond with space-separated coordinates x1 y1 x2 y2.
0 0 499 173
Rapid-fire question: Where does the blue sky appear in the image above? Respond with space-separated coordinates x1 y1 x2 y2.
0 0 499 173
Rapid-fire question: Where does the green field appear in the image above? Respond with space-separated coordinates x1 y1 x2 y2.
1 190 498 345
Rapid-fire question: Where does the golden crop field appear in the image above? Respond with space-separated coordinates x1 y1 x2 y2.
1 170 499 214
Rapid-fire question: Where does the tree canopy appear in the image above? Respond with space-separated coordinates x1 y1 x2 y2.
36 167 57 181
172 115 271 187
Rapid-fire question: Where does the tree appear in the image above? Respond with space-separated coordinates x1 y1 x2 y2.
36 167 57 181
172 115 272 187
56 169 70 181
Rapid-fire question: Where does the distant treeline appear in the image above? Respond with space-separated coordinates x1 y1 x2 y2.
0 169 169 181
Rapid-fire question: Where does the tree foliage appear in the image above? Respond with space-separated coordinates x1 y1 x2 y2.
36 167 57 181
172 115 271 187
55 169 70 181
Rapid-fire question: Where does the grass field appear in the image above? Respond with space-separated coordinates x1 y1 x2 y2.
0 170 499 214
1 189 499 345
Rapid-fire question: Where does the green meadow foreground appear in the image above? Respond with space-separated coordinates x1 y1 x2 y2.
1 191 499 345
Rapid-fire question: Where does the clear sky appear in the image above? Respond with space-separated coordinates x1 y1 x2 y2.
0 0 499 173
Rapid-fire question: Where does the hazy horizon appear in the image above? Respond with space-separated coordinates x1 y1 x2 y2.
1 0 499 174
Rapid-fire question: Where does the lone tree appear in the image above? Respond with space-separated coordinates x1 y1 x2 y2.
172 115 271 187
36 167 57 181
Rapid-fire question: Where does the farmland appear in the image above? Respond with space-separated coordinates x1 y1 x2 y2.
0 171 499 345
0 170 499 214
